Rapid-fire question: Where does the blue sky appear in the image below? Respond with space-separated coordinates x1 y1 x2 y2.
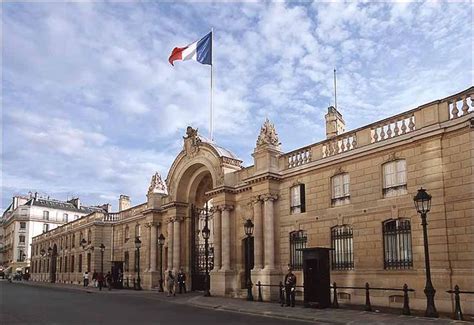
1 1 471 211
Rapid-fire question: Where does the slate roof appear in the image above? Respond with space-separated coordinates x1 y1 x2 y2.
26 198 103 214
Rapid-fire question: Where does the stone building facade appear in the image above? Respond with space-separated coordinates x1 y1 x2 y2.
31 87 473 314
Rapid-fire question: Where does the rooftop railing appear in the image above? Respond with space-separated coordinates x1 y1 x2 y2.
281 86 473 170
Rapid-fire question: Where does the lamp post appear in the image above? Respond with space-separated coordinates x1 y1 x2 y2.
202 203 211 297
244 219 254 301
135 236 142 290
40 248 46 281
100 244 105 275
414 187 439 318
158 234 165 292
80 238 87 250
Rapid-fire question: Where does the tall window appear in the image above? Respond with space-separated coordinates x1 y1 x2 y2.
87 253 91 272
289 230 307 270
88 229 92 244
19 235 25 243
64 256 68 273
72 234 75 247
383 219 413 269
43 211 49 220
78 254 82 273
124 226 130 242
331 225 354 270
63 213 68 222
43 223 49 233
331 173 350 206
290 184 306 214
124 251 129 272
59 257 62 273
20 222 26 229
135 224 141 238
71 255 75 273
383 160 407 197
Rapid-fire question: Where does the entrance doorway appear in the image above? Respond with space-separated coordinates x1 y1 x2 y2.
50 244 58 283
191 204 214 291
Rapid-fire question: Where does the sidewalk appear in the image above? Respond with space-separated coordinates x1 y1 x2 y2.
13 280 472 324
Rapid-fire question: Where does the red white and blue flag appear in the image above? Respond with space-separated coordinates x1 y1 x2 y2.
168 32 212 66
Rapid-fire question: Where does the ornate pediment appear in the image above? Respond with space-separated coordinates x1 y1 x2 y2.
183 126 202 158
148 172 168 195
256 118 280 149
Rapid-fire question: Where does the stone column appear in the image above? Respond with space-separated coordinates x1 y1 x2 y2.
167 218 173 271
213 207 222 270
173 217 181 271
252 196 263 270
263 194 277 270
221 205 233 271
150 223 157 272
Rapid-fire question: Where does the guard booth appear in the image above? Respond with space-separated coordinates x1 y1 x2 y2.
111 261 124 289
301 247 331 308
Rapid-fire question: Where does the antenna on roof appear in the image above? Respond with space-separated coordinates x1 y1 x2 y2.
333 68 338 109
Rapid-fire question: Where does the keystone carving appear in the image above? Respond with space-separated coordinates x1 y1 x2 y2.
183 126 202 158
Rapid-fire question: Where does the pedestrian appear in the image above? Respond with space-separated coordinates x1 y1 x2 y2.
177 268 187 294
83 271 89 287
92 270 98 288
284 267 297 307
166 270 175 297
97 272 104 291
106 271 113 291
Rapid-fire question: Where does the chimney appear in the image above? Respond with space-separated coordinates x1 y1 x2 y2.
67 198 81 209
119 195 131 212
325 106 345 139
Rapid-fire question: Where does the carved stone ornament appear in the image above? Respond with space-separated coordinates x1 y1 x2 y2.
256 118 280 148
183 126 202 158
148 172 168 195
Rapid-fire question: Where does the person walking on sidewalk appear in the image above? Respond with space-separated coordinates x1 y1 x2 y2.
92 270 98 287
166 270 176 297
177 268 187 294
284 267 297 307
97 272 104 291
83 271 89 287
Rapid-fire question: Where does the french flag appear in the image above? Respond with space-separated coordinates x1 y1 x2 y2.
168 32 212 66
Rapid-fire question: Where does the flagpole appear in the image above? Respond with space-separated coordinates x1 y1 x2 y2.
210 28 214 141
334 68 337 109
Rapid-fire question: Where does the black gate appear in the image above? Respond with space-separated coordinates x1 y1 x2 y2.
191 205 214 291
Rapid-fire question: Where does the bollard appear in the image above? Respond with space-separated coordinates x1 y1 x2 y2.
132 277 136 289
364 282 372 312
402 284 411 315
257 281 263 302
332 282 339 308
453 285 463 321
279 281 285 307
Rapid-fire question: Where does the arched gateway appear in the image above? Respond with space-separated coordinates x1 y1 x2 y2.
161 126 242 293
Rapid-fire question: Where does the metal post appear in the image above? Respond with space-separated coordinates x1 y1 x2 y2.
332 282 339 308
364 282 372 312
257 281 263 302
100 250 104 275
246 235 253 301
421 212 438 318
136 246 142 290
159 243 164 292
402 284 411 315
453 285 463 321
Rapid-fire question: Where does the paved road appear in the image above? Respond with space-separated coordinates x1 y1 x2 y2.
0 281 310 324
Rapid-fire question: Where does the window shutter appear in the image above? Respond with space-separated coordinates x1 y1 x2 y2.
300 184 306 212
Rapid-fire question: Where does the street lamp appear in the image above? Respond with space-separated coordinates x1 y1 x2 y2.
414 187 438 318
100 243 105 275
202 204 211 297
158 234 165 292
244 219 254 301
135 236 142 290
80 238 87 249
47 247 52 256
40 248 46 257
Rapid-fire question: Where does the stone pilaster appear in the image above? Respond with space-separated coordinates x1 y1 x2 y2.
262 194 278 270
220 205 233 271
149 222 157 272
167 218 173 271
252 196 263 270
172 216 183 271
213 207 222 270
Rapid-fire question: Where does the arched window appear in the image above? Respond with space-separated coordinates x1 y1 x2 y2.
383 219 412 269
72 234 76 248
289 230 307 270
382 159 407 197
331 173 350 206
124 226 130 242
135 224 141 238
88 229 92 244
331 225 354 270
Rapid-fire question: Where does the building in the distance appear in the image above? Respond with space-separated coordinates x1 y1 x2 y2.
1 193 105 273
31 87 473 315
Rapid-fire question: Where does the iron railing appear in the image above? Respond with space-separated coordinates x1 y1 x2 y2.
331 226 354 270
